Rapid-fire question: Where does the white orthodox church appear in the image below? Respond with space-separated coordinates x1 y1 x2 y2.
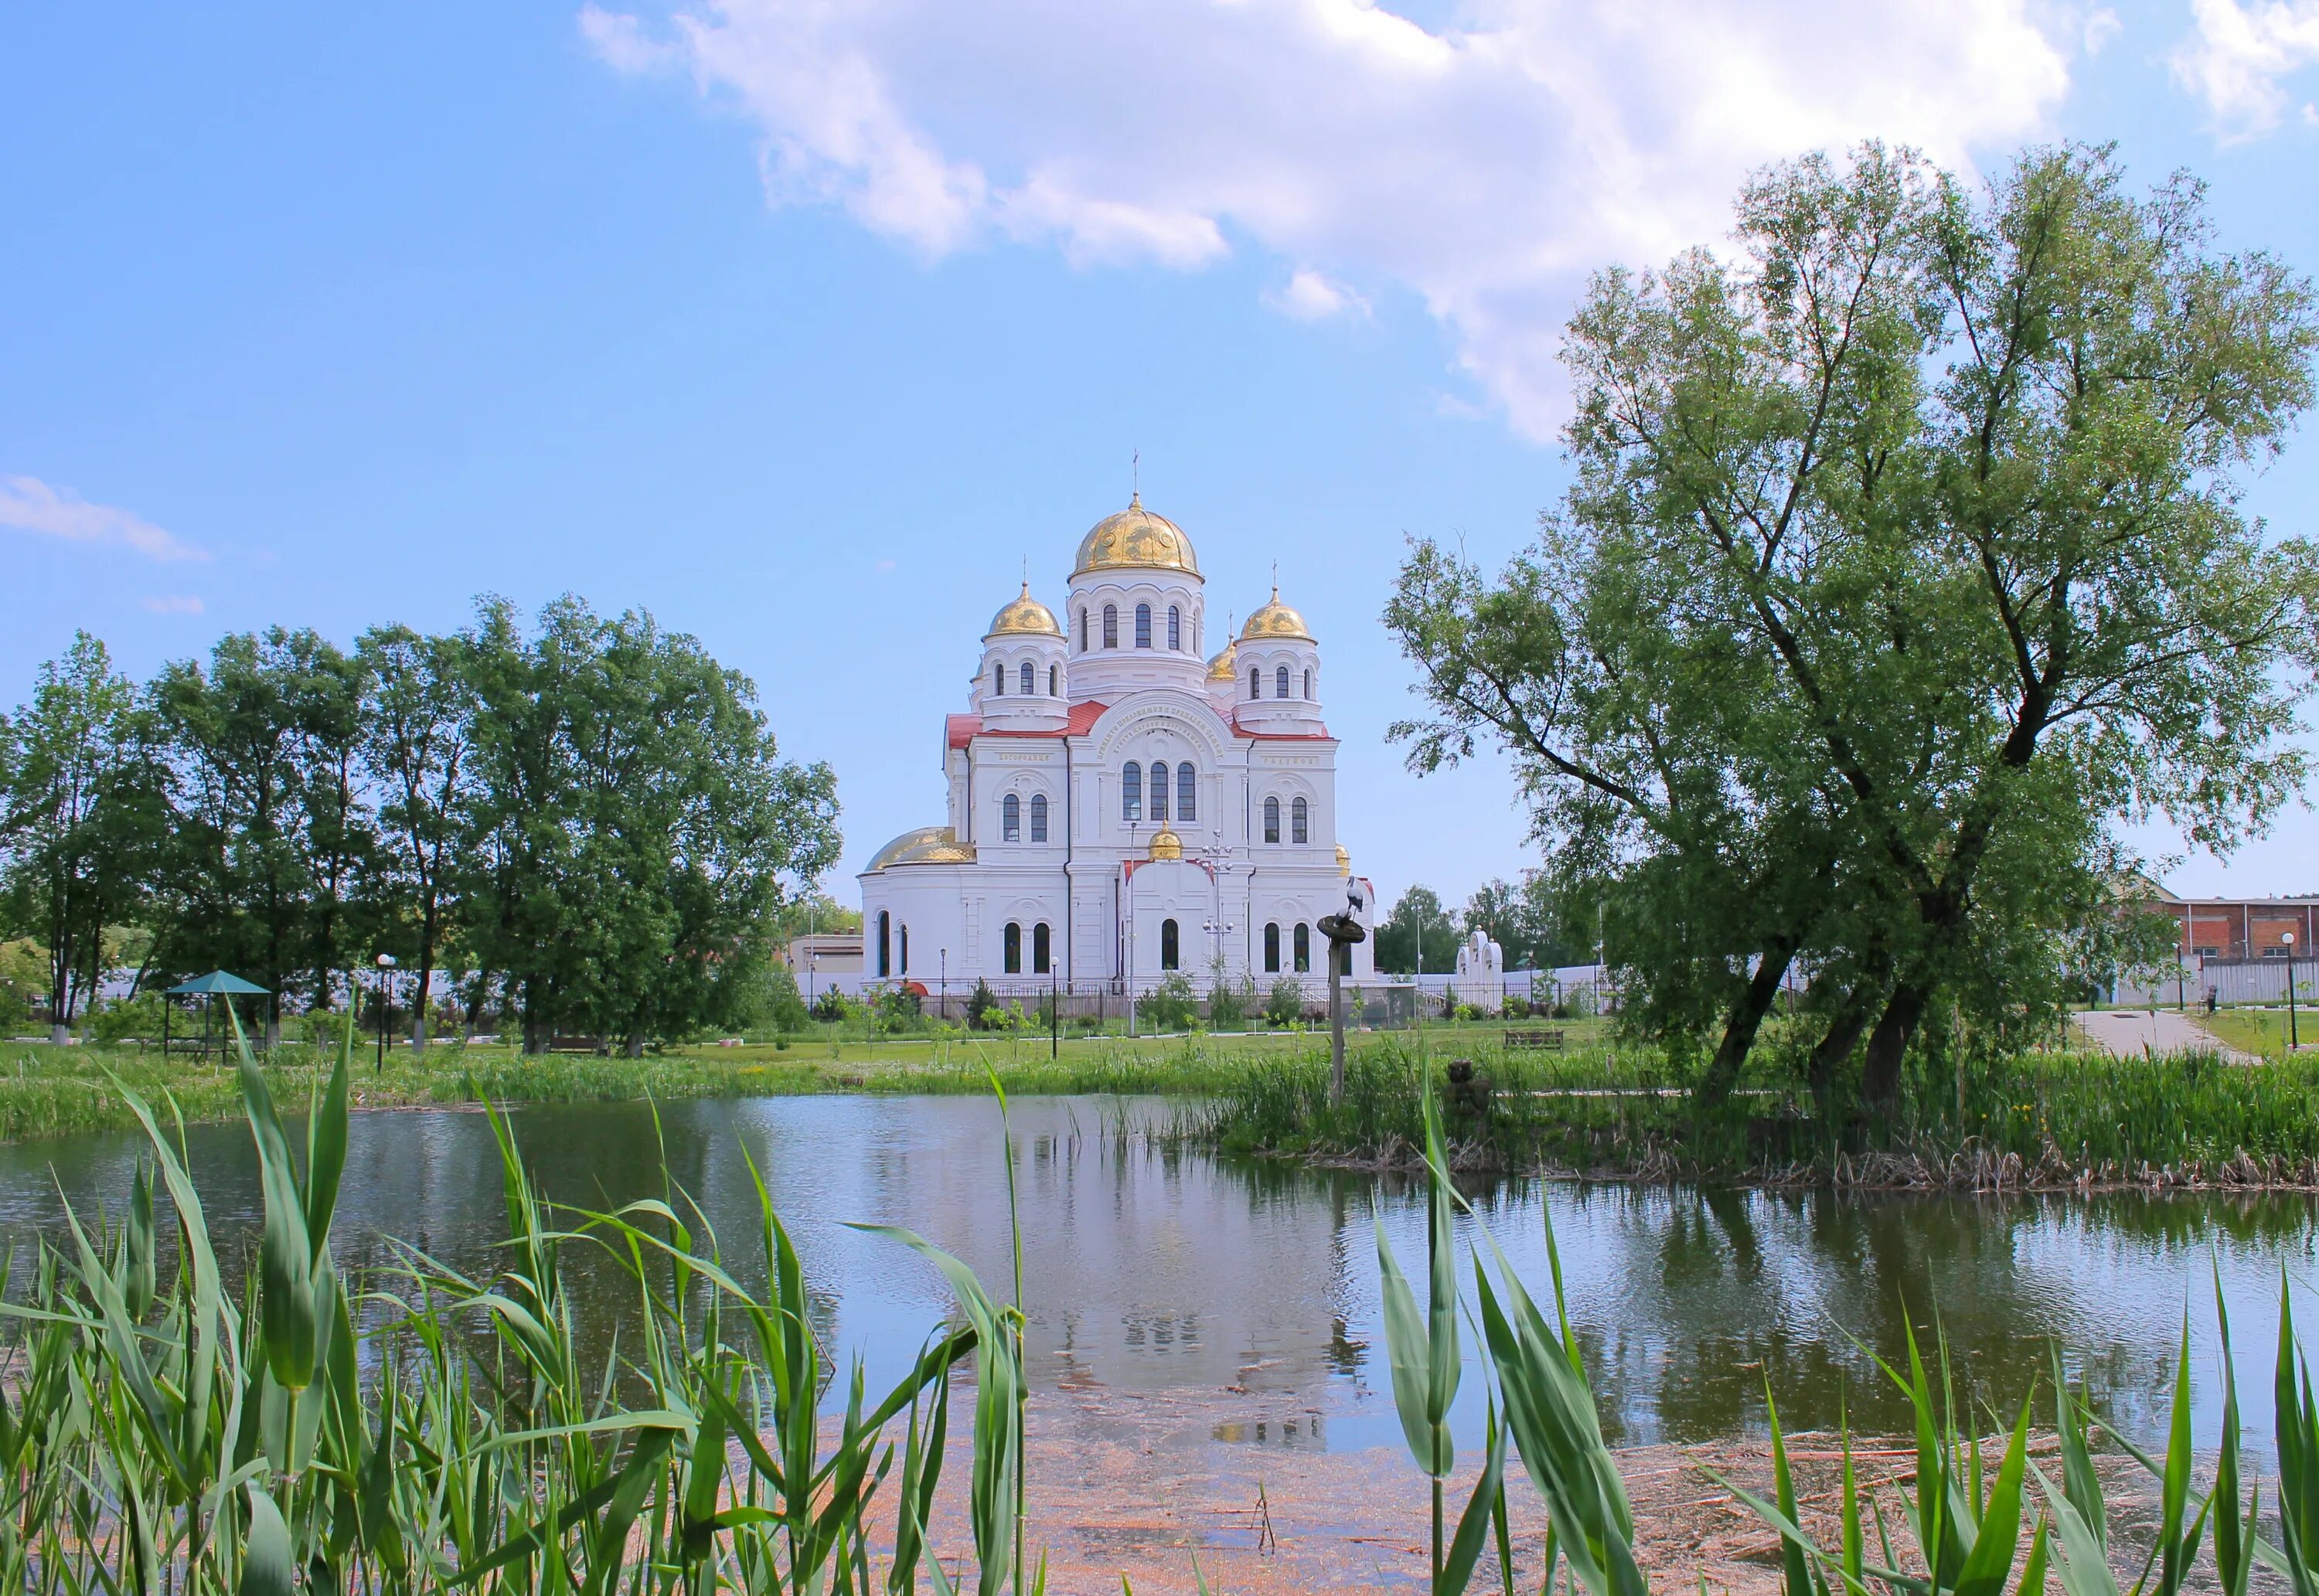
860 496 1376 1000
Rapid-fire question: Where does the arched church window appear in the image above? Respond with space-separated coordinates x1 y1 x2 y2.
1168 606 1181 650
1249 667 1261 699
1048 665 1059 696
1160 918 1180 972
1104 605 1119 648
1078 609 1088 652
1020 661 1034 696
1030 792 1047 842
877 910 891 978
1033 922 1051 974
1003 922 1022 975
1176 763 1195 822
1263 796 1280 844
899 925 909 975
1293 923 1310 973
1264 923 1281 973
1303 669 1313 699
1002 793 1020 842
1122 763 1141 822
1136 604 1153 648
1292 796 1309 844
993 663 1005 696
1275 665 1290 699
1148 761 1168 823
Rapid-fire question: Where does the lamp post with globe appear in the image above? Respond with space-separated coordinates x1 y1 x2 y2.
2286 931 2300 1052
373 954 397 1074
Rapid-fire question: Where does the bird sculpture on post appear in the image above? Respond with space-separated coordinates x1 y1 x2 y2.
1316 885 1369 1106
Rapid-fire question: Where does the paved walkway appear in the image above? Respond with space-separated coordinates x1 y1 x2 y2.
2072 1007 2259 1063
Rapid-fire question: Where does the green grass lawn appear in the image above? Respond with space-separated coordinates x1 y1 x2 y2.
0 1015 1618 1141
2201 1006 2319 1060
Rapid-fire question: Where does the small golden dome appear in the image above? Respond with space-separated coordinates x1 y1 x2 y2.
1148 827 1183 861
1241 587 1312 641
1205 641 1238 682
1073 494 1200 580
867 825 979 870
1336 843 1350 875
986 584 1062 638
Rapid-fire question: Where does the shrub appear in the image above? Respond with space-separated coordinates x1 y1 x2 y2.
1136 972 1199 1033
1264 976 1306 1029
965 979 1000 1031
1208 973 1256 1032
1503 994 1532 1019
810 988 850 1023
88 992 165 1044
873 986 921 1032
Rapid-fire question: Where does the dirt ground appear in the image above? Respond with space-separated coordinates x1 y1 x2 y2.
906 1382 2229 1595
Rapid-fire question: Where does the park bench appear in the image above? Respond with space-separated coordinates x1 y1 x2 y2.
1504 1029 1565 1052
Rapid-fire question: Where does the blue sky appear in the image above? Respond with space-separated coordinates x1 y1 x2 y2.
5 0 2317 910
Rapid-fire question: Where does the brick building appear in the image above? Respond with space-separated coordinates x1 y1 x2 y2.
2146 886 2319 960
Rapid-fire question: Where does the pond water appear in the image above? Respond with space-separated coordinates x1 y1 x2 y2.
0 1093 2310 1461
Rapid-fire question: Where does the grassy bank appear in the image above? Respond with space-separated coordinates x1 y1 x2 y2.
0 1025 1385 1139
1204 1035 2319 1186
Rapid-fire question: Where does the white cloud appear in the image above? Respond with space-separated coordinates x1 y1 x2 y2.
0 475 204 561
141 595 206 614
2174 0 2319 139
585 0 2076 439
1269 269 1371 322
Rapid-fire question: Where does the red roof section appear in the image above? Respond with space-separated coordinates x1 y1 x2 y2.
948 700 1109 748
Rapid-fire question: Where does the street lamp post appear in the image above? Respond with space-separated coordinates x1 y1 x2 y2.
808 952 819 1016
374 954 397 1074
2287 931 2300 1052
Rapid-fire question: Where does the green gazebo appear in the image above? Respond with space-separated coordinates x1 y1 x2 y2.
162 971 271 1060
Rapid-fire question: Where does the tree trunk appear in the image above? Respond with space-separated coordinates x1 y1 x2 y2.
49 1023 68 1046
1860 980 1932 1108
1698 943 1796 1104
1806 983 1881 1108
623 1034 643 1059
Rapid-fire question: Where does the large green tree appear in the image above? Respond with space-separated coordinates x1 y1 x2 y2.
460 597 840 1052
1392 142 2319 1105
151 628 375 1034
0 634 165 1040
1372 885 1460 974
356 624 477 1053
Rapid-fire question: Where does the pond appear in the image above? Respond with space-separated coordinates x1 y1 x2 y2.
1 1092 2309 1462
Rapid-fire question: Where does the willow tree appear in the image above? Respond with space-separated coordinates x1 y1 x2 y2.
1391 142 2318 1105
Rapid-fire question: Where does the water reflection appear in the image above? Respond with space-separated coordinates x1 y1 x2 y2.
0 1095 2310 1459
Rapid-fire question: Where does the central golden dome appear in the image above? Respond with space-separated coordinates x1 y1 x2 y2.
986 583 1062 638
1073 494 1200 580
1241 587 1311 641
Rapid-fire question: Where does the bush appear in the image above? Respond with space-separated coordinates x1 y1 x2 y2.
810 988 851 1024
873 986 921 1032
1503 994 1533 1019
88 992 165 1044
1264 977 1305 1029
1136 972 1199 1033
965 979 1000 1031
1208 973 1256 1032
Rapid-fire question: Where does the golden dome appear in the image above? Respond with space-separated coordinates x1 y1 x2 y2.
1336 843 1350 876
1148 827 1183 861
986 583 1062 639
867 825 979 870
1241 587 1312 641
1205 641 1238 682
1073 494 1200 580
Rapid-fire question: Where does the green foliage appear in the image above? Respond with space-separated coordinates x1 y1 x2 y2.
1136 972 1199 1033
1207 970 1255 1032
87 991 163 1044
1374 885 1460 974
1388 141 2319 1108
1264 975 1306 1029
966 978 1001 1031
